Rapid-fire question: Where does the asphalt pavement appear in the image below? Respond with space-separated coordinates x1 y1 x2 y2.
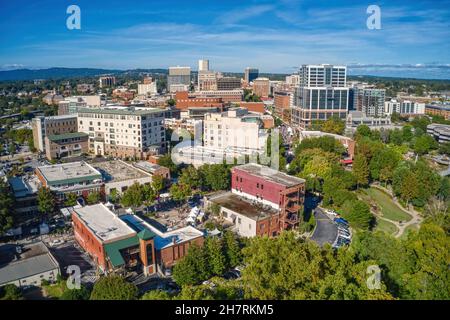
310 208 338 246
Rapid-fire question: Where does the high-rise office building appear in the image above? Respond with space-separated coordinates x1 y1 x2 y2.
291 64 349 129
168 66 191 92
244 67 259 83
353 88 386 117
198 59 209 72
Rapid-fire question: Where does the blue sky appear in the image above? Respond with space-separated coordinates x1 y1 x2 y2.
0 0 449 78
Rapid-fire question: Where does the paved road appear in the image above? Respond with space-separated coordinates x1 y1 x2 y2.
310 208 338 246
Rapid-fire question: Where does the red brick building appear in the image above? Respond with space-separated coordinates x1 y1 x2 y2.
71 203 204 275
175 91 224 110
274 91 291 121
209 163 305 237
238 102 265 114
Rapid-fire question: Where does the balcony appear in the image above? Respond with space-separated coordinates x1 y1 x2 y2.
285 203 301 213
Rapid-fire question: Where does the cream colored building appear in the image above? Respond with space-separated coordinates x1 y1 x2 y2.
203 108 266 150
77 107 166 159
198 70 217 91
138 82 157 96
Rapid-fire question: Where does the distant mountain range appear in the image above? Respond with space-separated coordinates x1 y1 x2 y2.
0 67 168 81
0 67 448 82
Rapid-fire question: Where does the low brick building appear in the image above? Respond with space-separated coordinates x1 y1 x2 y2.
71 204 204 275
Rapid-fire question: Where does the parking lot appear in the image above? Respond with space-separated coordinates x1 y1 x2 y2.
310 209 338 246
50 240 97 282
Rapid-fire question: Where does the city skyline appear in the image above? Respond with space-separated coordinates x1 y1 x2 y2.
0 0 449 79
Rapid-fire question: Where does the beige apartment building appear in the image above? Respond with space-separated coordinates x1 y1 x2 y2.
32 115 78 152
203 108 266 150
77 107 166 159
198 70 217 91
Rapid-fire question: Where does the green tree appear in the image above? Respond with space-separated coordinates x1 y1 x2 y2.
241 232 391 300
321 116 345 135
205 237 227 276
402 125 413 142
352 154 369 188
90 276 138 300
178 166 203 190
199 164 231 191
169 183 191 202
141 290 172 300
223 231 242 267
64 193 78 207
121 182 144 208
173 245 211 286
151 175 165 195
60 285 91 300
340 200 374 230
86 191 101 205
355 125 371 139
412 134 438 155
37 187 56 218
0 180 15 234
0 284 23 300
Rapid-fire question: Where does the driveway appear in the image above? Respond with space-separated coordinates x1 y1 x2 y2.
310 208 338 246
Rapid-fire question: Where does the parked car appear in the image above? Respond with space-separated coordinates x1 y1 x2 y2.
338 233 351 240
334 218 349 226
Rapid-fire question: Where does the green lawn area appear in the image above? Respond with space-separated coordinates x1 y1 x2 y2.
43 281 66 299
363 187 412 222
374 218 398 236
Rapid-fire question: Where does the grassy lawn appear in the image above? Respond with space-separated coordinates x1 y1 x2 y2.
364 188 412 222
374 218 398 236
43 281 66 299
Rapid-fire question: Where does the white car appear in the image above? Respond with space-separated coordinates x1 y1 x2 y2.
338 233 351 240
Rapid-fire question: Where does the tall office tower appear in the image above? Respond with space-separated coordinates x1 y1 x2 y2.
353 88 386 117
244 67 259 83
198 59 209 72
168 66 191 92
291 64 348 129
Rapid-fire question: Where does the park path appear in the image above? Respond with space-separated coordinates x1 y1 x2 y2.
367 184 423 238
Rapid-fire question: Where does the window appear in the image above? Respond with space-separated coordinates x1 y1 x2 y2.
238 218 241 224
257 183 259 188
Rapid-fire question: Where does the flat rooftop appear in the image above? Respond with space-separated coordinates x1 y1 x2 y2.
120 214 204 250
91 160 151 183
233 163 305 187
133 161 165 174
72 203 136 243
210 192 278 221
37 161 102 185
